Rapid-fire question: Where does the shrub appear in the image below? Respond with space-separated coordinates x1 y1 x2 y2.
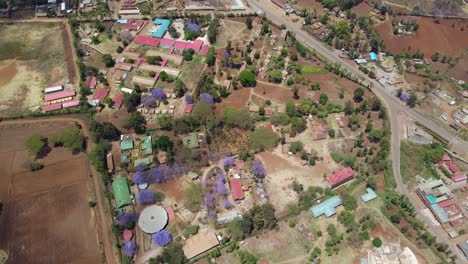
372 237 382 247
26 133 46 157
27 161 44 171
238 71 256 87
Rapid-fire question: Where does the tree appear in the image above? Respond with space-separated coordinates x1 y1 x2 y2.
205 47 216 66
239 71 256 87
116 46 124 53
184 183 203 212
152 88 167 101
268 71 282 83
133 171 150 185
291 117 306 135
372 237 382 248
246 17 253 30
89 141 109 174
286 100 296 117
293 86 299 99
123 241 137 256
199 93 214 104
137 190 156 204
353 87 364 102
102 54 115 67
26 133 47 157
238 251 258 264
123 112 146 134
182 49 195 61
147 56 162 65
49 129 85 153
329 129 336 138
123 92 141 112
407 92 417 107
149 244 187 264
342 193 358 210
319 92 328 105
152 230 172 247
252 160 266 178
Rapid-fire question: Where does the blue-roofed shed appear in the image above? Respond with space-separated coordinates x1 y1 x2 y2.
310 196 342 218
430 204 449 224
370 52 378 61
361 188 377 203
426 194 437 204
152 18 171 38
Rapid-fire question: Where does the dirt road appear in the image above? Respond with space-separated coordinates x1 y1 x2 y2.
0 116 119 264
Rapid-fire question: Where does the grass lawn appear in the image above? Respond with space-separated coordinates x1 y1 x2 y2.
400 141 439 184
301 65 328 74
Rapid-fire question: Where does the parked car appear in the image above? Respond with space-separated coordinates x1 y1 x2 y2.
449 124 461 131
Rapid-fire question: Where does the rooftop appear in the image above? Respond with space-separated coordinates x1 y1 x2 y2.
361 188 377 203
327 167 355 187
182 133 199 149
137 205 168 233
230 178 244 200
310 196 342 218
183 229 219 259
152 18 171 38
44 90 75 102
92 87 110 102
112 178 132 208
121 139 134 151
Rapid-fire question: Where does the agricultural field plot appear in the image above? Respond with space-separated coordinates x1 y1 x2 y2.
383 0 468 17
0 22 76 117
214 88 251 114
376 17 468 57
0 121 100 264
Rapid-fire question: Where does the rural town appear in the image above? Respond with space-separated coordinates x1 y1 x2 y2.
0 0 467 264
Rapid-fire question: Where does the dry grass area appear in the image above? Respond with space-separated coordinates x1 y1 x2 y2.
216 19 251 48
0 22 73 117
258 150 330 215
0 121 100 264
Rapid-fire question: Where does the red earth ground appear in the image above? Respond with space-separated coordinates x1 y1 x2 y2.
377 17 468 57
0 121 100 264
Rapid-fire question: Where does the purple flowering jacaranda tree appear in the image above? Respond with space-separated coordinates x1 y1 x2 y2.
223 156 235 167
151 88 167 101
117 211 136 227
223 200 233 209
132 171 149 185
135 163 148 172
252 160 266 178
123 241 137 256
137 190 156 204
185 94 193 104
152 230 172 247
199 93 214 104
204 191 215 208
215 179 229 196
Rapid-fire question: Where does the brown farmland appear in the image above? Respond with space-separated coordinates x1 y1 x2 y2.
377 17 468 57
0 121 100 264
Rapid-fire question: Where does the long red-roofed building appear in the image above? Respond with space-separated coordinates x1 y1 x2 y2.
62 99 80 109
327 167 355 188
184 103 194 113
44 90 76 102
200 44 210 56
134 35 160 47
230 178 244 200
125 19 145 31
43 102 62 112
93 88 110 103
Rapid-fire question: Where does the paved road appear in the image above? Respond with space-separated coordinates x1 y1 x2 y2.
246 0 466 262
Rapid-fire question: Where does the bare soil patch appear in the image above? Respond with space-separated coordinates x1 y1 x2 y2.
377 17 468 57
0 121 99 264
215 87 251 114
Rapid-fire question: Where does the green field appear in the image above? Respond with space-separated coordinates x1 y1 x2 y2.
400 141 441 184
301 65 327 74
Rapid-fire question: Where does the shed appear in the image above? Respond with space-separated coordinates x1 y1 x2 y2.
361 188 377 203
184 103 194 113
43 103 63 112
327 167 355 188
452 172 467 183
121 140 134 151
62 99 80 109
113 93 124 109
112 178 132 208
370 52 378 61
92 87 110 103
106 153 114 173
457 240 468 258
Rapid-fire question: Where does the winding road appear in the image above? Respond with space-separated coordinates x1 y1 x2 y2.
245 0 467 262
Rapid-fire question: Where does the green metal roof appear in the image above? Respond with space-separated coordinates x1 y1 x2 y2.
121 153 130 163
182 133 199 149
134 157 152 166
187 171 199 180
112 178 132 208
121 140 134 151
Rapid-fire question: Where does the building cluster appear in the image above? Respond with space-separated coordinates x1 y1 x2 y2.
43 85 80 113
416 178 465 236
362 242 419 264
120 134 156 167
438 155 467 183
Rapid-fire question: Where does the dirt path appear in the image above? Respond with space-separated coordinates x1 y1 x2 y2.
0 116 119 264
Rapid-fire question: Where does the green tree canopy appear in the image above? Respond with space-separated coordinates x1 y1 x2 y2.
238 71 256 87
26 133 47 157
249 127 279 151
49 129 85 153
123 112 146 134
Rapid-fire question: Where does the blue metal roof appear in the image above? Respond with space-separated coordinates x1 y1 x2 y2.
310 196 342 218
152 18 171 38
430 204 449 224
361 188 377 203
370 52 378 61
427 194 437 204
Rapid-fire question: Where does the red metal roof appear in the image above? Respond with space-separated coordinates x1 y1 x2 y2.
230 178 244 200
62 99 80 108
189 39 203 52
159 59 168 67
200 44 210 56
43 102 62 112
265 123 275 133
165 206 175 222
85 76 97 88
327 167 355 187
452 172 467 182
93 87 110 102
174 40 187 50
125 19 145 30
159 38 175 47
113 93 124 109
441 154 451 162
134 35 160 47
44 90 75 102
184 103 194 113
437 199 454 208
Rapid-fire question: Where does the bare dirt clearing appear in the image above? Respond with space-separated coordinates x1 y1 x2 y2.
0 22 75 117
0 121 100 264
377 17 468 57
